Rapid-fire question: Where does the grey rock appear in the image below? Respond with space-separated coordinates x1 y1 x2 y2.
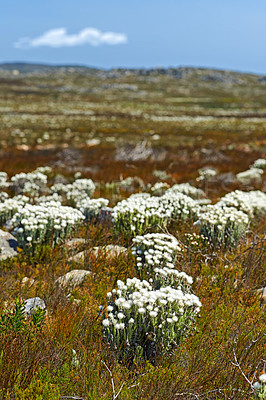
92 245 127 258
24 297 46 317
69 251 89 264
55 269 91 290
21 277 35 287
256 288 266 305
69 245 127 264
0 229 18 260
115 141 167 162
64 238 86 251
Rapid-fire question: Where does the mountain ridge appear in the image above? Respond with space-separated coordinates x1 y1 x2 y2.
0 61 264 78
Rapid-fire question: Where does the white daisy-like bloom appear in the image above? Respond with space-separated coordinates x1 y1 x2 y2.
259 374 266 383
149 311 158 318
253 381 261 391
102 319 110 327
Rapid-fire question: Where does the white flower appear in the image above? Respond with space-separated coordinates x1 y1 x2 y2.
102 319 110 327
150 311 158 318
253 382 261 391
259 373 266 383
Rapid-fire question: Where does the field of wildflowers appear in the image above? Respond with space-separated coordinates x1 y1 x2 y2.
0 65 265 399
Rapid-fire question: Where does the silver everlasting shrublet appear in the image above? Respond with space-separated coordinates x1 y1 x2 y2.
166 183 206 199
11 201 85 250
103 277 201 361
196 205 249 248
77 197 109 219
217 190 266 219
51 178 95 206
0 195 29 225
103 231 200 362
113 191 200 237
132 233 192 289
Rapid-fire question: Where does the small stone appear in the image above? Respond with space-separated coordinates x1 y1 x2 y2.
256 287 266 305
91 245 127 258
24 297 46 317
55 269 91 290
69 251 88 264
21 277 35 287
0 229 18 260
69 245 127 264
64 238 86 251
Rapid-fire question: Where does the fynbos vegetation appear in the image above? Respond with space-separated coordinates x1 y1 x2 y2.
0 64 265 399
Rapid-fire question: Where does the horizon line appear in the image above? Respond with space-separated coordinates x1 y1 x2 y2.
0 60 265 76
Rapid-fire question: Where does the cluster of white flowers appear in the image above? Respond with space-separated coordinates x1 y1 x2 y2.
159 191 200 220
0 192 9 202
50 182 68 195
150 182 170 196
128 193 151 200
113 195 168 237
51 178 95 206
166 183 206 199
77 197 109 219
10 171 48 195
196 205 249 247
132 233 192 289
34 193 63 204
217 190 266 219
236 168 263 185
0 195 29 225
250 158 266 170
11 201 85 250
0 172 9 189
103 277 201 359
113 192 200 237
196 168 217 182
35 166 52 175
253 373 266 398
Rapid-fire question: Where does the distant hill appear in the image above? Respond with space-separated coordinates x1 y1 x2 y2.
0 62 94 74
0 62 264 81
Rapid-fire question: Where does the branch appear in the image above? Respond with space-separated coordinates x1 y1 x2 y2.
101 360 125 400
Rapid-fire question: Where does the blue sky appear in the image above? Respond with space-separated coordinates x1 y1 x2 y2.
1 0 266 74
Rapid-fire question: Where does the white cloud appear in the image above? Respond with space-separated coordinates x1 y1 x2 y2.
14 27 128 49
